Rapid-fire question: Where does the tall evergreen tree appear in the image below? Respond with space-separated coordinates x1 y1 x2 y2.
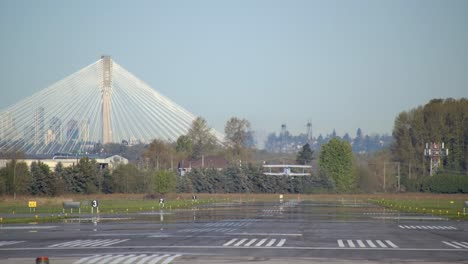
296 143 314 165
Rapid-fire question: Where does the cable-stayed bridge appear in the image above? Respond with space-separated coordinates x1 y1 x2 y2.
0 56 223 155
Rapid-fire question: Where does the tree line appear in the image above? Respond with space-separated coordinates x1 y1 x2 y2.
391 98 468 192
2 98 467 196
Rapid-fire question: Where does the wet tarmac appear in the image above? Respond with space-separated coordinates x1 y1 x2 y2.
0 198 466 263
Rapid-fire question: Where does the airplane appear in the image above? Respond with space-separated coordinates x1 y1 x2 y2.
262 164 312 176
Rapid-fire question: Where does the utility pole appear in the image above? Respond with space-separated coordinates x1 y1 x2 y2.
408 162 411 180
383 162 386 192
13 161 17 200
384 161 400 192
424 142 448 176
397 162 400 192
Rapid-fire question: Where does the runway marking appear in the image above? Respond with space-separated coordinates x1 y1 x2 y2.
366 240 376 248
226 233 302 236
0 241 24 247
244 239 257 246
398 225 456 230
5 245 468 252
234 239 248 246
364 212 397 216
223 239 237 246
276 239 286 247
385 240 399 248
49 239 129 248
356 240 366 247
0 225 57 230
178 228 236 233
256 239 267 247
203 222 251 227
265 239 276 247
73 254 181 264
337 240 345 248
224 238 286 247
338 240 398 248
442 241 468 249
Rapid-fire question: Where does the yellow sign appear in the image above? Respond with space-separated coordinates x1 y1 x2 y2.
28 201 37 208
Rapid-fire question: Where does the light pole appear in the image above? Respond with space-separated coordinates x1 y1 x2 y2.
13 161 18 200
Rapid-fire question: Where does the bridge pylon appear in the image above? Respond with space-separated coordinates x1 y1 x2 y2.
101 55 112 144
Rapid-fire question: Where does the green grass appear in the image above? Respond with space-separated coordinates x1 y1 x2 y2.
0 216 67 224
372 197 468 220
2 193 468 223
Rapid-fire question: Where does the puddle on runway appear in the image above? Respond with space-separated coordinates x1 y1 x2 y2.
59 199 435 225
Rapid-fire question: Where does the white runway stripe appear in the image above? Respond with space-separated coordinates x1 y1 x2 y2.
256 239 267 247
452 242 468 249
178 227 236 233
385 240 399 248
50 239 128 248
376 240 387 248
74 255 100 264
399 225 456 230
366 240 376 248
265 239 276 247
276 239 286 247
223 239 237 246
234 239 248 246
122 255 144 264
337 240 345 248
73 254 181 264
86 255 112 264
161 254 181 264
109 254 135 264
244 239 257 246
443 241 461 249
96 254 123 264
0 241 24 247
223 238 286 247
147 254 169 264
338 240 397 249
356 240 366 247
204 222 251 227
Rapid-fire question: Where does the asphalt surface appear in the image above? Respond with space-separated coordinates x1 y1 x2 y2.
0 199 467 264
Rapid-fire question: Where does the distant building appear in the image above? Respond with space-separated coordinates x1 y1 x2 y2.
79 120 90 142
178 155 229 176
0 154 128 171
66 119 79 142
0 112 14 141
34 107 45 145
44 129 56 145
49 116 62 143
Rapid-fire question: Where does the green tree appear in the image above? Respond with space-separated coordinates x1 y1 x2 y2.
391 98 468 180
176 135 193 157
143 139 176 170
296 143 314 165
111 164 147 193
153 170 177 194
0 161 31 196
319 138 356 192
30 161 52 195
77 157 100 193
61 158 100 194
187 117 217 159
224 117 251 158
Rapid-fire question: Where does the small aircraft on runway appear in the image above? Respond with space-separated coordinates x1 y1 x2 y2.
262 164 312 176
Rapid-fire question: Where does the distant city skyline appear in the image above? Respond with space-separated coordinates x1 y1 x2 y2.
1 0 467 137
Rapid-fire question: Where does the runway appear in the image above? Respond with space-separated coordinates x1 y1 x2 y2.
0 199 467 263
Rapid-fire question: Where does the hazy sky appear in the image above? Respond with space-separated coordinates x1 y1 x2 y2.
0 0 467 138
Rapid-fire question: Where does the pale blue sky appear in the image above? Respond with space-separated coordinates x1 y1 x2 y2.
0 0 467 137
